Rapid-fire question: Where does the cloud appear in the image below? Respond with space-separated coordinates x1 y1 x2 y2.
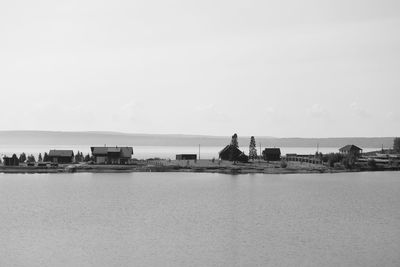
195 104 231 123
119 101 144 123
350 102 371 118
266 107 276 114
307 104 330 119
262 106 292 126
386 111 400 121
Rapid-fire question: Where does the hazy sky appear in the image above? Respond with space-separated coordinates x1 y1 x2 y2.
1 0 399 137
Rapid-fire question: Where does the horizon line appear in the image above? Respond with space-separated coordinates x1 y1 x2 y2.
0 130 396 139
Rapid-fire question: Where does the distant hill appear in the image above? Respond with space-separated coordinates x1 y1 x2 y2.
0 131 394 148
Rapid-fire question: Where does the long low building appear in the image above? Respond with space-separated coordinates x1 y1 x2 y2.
91 146 133 164
176 154 197 160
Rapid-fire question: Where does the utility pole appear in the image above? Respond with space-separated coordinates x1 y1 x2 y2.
198 144 201 160
259 143 262 162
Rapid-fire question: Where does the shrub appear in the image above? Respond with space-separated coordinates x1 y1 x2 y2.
393 137 400 153
367 159 377 170
323 153 344 168
280 160 288 168
342 154 356 169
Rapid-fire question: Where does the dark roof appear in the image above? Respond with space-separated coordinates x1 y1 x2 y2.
339 145 362 152
3 155 18 159
263 148 281 155
91 147 133 158
219 145 248 162
120 147 133 158
219 145 241 155
48 150 74 157
107 147 121 153
91 147 108 155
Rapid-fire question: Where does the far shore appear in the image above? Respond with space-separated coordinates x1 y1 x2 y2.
0 159 398 175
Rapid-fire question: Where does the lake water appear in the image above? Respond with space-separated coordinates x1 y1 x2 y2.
0 145 380 160
0 172 399 266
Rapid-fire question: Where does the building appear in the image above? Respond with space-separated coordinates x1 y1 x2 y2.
48 150 74 164
176 154 197 160
262 148 281 161
3 154 19 166
90 146 133 164
339 145 362 156
219 145 249 162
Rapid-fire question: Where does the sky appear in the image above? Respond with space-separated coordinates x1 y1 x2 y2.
0 0 399 137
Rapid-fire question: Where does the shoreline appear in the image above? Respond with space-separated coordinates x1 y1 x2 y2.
1 160 398 175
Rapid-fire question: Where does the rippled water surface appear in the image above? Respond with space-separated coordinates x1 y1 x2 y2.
1 172 399 266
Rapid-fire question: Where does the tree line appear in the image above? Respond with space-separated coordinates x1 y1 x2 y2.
4 151 94 163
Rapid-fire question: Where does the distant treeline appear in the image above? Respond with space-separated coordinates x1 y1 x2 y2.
0 131 394 148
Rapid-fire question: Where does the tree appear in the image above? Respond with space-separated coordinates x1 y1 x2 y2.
230 133 238 148
249 136 257 161
38 153 43 162
394 137 400 153
75 151 83 163
27 154 36 163
84 154 91 162
12 154 18 164
19 153 27 163
43 152 49 162
229 133 239 162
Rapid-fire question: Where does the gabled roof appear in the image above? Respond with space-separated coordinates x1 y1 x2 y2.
219 145 248 161
339 145 362 152
48 150 74 157
219 145 230 155
91 146 133 157
219 145 242 155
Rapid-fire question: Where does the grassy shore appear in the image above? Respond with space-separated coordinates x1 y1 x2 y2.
2 159 396 174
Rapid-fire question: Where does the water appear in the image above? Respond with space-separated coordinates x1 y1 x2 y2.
0 145 380 160
0 172 399 266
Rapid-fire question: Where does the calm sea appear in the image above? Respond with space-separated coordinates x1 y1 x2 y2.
0 172 399 266
0 145 380 160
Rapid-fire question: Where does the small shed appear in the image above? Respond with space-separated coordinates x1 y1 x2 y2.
176 154 197 160
3 154 19 166
48 150 74 164
219 145 249 162
262 148 281 161
339 145 362 156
